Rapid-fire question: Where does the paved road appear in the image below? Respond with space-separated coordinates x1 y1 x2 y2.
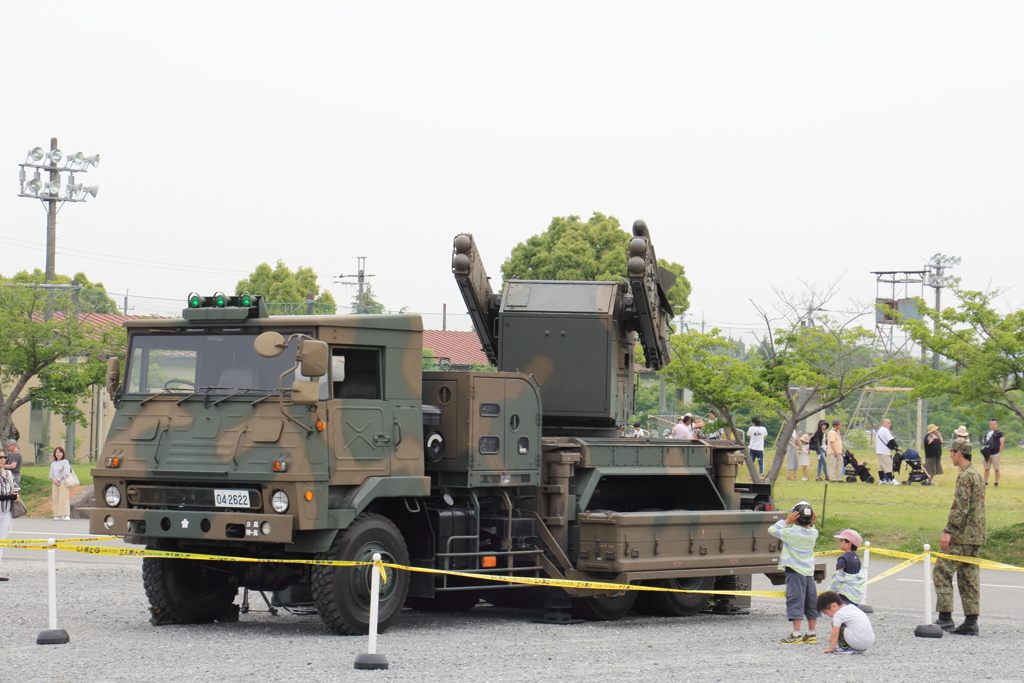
4 519 1023 682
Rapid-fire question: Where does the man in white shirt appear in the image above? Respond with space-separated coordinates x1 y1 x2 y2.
747 417 768 479
672 415 693 440
875 419 899 486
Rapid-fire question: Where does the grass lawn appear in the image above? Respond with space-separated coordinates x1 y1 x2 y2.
769 447 1024 566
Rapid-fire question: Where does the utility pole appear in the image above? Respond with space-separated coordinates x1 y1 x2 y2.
17 137 100 461
922 254 960 437
335 257 375 314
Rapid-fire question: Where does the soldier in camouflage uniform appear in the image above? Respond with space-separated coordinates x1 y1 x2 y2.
932 438 986 635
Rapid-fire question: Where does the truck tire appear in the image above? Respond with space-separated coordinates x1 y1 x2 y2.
571 589 638 621
406 592 479 612
143 550 239 625
631 576 714 617
310 513 410 635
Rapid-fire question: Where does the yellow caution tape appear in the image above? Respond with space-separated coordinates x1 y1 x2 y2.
931 552 1024 572
0 540 54 548
55 536 120 543
5 537 1021 598
866 554 925 584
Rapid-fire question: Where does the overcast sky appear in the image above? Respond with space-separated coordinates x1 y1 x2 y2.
2 1 1021 343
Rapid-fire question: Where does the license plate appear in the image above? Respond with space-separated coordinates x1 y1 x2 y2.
214 489 250 508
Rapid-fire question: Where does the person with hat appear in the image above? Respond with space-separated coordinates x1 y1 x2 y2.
952 425 970 441
828 529 866 606
826 419 844 483
924 423 944 484
770 501 819 644
932 438 986 635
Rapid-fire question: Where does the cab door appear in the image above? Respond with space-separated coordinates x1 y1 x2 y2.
328 347 392 484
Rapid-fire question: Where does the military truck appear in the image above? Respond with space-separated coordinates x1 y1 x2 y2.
90 221 784 636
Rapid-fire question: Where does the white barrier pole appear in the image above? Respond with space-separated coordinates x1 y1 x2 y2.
37 538 70 645
354 552 389 670
914 543 942 638
859 541 873 613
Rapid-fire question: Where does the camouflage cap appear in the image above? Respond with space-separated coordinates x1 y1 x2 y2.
950 438 972 455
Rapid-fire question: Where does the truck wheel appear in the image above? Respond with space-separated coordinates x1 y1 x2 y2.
571 589 637 621
631 576 714 617
143 551 238 625
310 513 410 635
406 592 479 612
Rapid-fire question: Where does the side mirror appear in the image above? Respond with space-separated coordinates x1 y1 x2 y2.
290 380 320 405
298 340 329 378
106 357 121 401
254 331 287 358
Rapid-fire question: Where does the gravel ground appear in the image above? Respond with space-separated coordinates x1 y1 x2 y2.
2 559 1022 683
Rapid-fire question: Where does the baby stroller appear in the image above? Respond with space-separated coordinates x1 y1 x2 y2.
894 447 931 485
842 449 875 483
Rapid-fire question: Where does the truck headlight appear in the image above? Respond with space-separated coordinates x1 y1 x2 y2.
104 485 122 507
271 490 289 513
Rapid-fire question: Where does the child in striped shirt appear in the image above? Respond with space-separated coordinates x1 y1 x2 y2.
769 501 820 644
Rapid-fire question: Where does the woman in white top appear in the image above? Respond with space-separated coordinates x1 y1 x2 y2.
49 446 72 520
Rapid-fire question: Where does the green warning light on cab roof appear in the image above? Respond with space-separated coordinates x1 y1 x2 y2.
183 292 267 320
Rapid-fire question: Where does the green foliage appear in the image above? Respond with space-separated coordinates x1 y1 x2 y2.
0 273 125 439
352 285 386 315
753 320 915 482
500 212 691 313
628 381 663 428
236 261 336 315
422 348 436 370
9 268 118 314
899 289 1024 423
662 329 781 479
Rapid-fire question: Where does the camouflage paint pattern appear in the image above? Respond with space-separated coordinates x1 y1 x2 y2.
934 459 986 614
934 542 981 614
90 312 429 550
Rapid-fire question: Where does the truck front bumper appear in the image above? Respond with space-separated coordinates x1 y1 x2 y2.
88 507 295 544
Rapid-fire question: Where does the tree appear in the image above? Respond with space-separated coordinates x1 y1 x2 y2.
749 284 916 484
352 285 386 315
11 268 119 314
236 261 336 315
0 273 126 445
501 212 691 313
898 288 1024 424
662 329 781 482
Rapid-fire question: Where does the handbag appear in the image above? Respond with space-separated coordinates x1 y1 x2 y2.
11 498 27 518
65 468 81 488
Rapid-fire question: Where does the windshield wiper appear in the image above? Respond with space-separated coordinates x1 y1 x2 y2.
211 387 273 407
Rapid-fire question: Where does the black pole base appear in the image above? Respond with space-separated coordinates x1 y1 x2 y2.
914 624 944 638
37 629 70 645
354 653 389 670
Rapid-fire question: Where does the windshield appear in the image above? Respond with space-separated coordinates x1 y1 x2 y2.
124 332 303 394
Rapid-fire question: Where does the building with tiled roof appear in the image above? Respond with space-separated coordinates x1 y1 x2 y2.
422 329 490 368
